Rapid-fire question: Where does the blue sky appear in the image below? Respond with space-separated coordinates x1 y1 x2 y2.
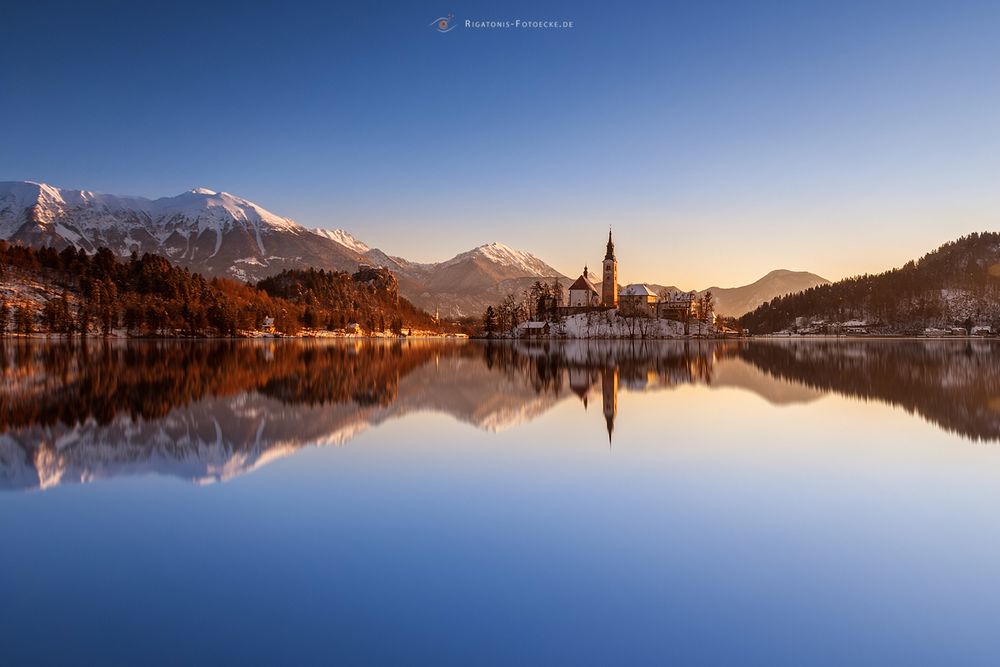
2 0 999 287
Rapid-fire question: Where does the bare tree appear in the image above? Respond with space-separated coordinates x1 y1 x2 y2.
638 315 657 339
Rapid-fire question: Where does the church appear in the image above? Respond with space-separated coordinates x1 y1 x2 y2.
567 230 619 309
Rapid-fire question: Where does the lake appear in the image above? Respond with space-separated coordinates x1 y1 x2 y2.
2 338 1000 665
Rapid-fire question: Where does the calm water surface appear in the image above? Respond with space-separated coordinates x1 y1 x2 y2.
2 338 1000 665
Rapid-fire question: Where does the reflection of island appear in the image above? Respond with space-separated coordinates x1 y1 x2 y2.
1 338 998 491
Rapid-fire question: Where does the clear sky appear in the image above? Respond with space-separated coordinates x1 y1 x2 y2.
2 0 999 288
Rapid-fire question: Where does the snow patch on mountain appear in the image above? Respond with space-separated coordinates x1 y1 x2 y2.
0 180 300 240
0 180 370 281
313 227 371 254
439 242 560 277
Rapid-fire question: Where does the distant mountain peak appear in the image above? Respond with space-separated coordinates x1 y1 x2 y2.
759 268 822 279
704 269 831 317
191 187 218 195
442 241 561 277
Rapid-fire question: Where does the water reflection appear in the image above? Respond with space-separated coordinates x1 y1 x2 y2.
1 338 998 490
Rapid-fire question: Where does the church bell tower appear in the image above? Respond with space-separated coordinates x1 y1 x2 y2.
602 229 618 308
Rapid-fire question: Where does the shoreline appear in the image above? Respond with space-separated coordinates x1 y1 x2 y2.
0 331 469 341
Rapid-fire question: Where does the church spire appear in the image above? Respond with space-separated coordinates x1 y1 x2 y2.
605 228 615 260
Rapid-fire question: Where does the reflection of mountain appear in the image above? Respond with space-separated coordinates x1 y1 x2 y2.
0 395 377 491
0 340 565 490
393 355 562 432
1 338 997 491
712 358 827 406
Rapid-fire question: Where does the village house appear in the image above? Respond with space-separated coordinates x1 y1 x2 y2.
657 290 697 321
519 321 551 338
619 284 657 316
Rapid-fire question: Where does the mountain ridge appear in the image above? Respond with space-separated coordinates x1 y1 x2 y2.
646 269 830 318
1 180 826 318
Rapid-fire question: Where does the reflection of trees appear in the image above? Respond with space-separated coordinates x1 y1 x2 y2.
735 340 1000 442
486 339 1000 443
0 339 441 431
3 336 998 465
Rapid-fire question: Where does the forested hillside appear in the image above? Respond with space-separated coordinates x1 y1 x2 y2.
740 233 1000 334
0 242 440 336
257 267 439 334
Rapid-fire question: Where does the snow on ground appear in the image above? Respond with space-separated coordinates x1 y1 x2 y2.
0 269 75 313
515 311 716 339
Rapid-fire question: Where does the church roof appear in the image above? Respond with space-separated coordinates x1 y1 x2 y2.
569 274 598 293
620 283 657 297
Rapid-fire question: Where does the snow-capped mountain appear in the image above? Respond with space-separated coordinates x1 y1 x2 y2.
0 181 565 315
0 180 827 319
438 242 560 278
0 181 364 281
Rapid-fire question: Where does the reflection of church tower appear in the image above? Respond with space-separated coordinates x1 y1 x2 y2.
602 366 618 444
602 229 618 308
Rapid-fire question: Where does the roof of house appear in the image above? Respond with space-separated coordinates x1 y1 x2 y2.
522 321 550 329
569 275 598 293
620 283 657 297
662 290 696 302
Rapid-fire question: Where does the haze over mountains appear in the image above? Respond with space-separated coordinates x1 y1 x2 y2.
701 270 832 317
0 181 826 317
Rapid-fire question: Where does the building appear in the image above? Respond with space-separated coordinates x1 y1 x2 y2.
519 321 551 338
261 316 276 334
601 229 618 308
619 284 657 316
567 266 601 307
657 290 697 320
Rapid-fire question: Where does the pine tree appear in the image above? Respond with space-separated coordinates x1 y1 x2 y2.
483 305 497 337
15 302 34 334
